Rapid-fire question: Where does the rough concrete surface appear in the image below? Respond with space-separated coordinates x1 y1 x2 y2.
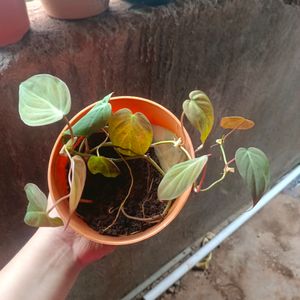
1 0 300 299
160 190 300 300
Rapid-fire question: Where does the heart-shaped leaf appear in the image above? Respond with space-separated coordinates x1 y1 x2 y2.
152 125 187 172
183 90 214 144
24 183 63 227
19 74 71 126
24 183 47 211
69 156 87 215
87 155 120 177
220 116 255 130
158 155 208 200
108 108 153 156
24 211 64 227
68 93 113 137
235 147 270 206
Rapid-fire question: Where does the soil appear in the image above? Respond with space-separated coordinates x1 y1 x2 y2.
74 133 167 236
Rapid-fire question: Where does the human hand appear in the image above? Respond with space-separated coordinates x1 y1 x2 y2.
0 196 115 300
37 195 116 269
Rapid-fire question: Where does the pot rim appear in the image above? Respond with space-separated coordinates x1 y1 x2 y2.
40 0 109 20
48 96 194 245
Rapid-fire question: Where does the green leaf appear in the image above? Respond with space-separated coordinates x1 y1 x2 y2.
158 156 208 200
67 93 113 137
19 74 71 126
24 211 63 227
24 183 63 227
87 156 120 177
108 108 153 156
183 90 214 144
69 155 87 215
235 147 270 206
152 125 187 172
24 183 48 212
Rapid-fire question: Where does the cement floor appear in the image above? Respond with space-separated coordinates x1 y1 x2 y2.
160 184 300 300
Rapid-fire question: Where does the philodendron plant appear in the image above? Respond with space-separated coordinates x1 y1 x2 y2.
19 74 270 232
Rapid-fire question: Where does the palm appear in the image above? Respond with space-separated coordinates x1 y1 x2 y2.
46 196 115 267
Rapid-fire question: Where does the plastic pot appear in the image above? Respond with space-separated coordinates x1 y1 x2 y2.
0 0 30 47
40 0 109 20
48 96 194 245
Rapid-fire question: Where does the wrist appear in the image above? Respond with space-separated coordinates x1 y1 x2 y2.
0 227 83 300
34 228 83 272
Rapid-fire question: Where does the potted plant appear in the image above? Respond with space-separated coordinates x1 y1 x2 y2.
19 74 270 245
39 0 109 20
0 0 30 47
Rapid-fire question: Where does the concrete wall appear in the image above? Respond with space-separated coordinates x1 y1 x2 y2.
1 0 300 299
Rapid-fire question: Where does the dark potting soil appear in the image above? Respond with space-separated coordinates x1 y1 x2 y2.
74 133 167 236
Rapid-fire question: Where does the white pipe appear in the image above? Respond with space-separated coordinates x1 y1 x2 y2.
144 165 300 300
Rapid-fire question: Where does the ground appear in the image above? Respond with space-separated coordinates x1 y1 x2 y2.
160 182 300 300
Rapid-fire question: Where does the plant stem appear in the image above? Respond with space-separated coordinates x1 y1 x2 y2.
151 140 176 147
78 138 86 153
89 144 100 153
195 144 204 153
194 163 207 193
143 155 165 176
227 158 236 165
200 172 226 192
70 150 92 158
97 135 109 156
89 142 140 156
219 143 228 165
151 140 192 160
180 111 187 146
179 145 192 160
222 119 247 141
121 207 162 223
88 129 110 155
47 194 70 215
111 156 145 162
162 201 172 216
102 155 134 233
64 147 74 191
199 142 229 192
64 146 72 161
91 143 166 173
63 116 75 146
90 141 113 151
84 139 89 152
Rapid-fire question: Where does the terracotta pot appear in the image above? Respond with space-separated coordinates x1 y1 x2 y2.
0 0 30 47
48 96 194 245
40 0 109 20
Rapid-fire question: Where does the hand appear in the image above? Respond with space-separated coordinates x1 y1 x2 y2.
42 195 116 268
0 195 115 300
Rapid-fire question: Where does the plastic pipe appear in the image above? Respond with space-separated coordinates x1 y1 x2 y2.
144 165 300 300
